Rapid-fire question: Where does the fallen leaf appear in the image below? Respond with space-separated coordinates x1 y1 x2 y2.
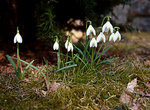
120 91 133 106
126 78 137 93
50 82 70 92
50 82 61 92
144 60 150 66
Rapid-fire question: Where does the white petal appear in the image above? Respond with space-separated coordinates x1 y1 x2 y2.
90 38 97 48
107 21 113 33
116 31 121 41
65 40 68 49
90 40 92 47
14 33 22 43
86 25 96 36
70 43 73 52
102 21 113 33
67 42 71 52
109 33 115 42
95 41 97 47
53 42 59 50
97 34 101 43
14 35 17 43
102 23 107 33
16 33 22 43
97 32 106 43
113 34 117 42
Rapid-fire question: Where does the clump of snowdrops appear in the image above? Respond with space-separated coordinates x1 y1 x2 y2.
53 16 121 75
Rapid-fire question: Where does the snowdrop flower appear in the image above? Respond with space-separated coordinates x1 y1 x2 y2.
67 42 73 52
102 21 113 33
65 39 69 49
86 25 96 36
114 31 121 41
109 33 116 42
90 38 97 48
97 32 106 43
14 30 22 43
53 40 59 50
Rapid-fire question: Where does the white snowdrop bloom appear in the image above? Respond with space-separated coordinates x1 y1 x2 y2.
65 40 69 49
53 41 59 50
14 33 22 43
102 21 113 33
97 32 106 43
114 31 121 41
109 33 117 42
90 38 97 48
86 25 96 36
67 42 73 52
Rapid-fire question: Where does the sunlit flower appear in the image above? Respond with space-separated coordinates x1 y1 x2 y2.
90 38 97 48
65 40 69 49
86 25 96 36
67 42 73 52
114 31 121 41
97 32 106 43
14 33 22 43
109 33 116 42
102 21 113 33
53 41 59 50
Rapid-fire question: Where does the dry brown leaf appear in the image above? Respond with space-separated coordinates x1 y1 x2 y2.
144 60 150 66
50 82 61 92
126 78 137 93
120 91 133 106
50 82 69 92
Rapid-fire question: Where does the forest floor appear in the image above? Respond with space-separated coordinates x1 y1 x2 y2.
0 32 150 109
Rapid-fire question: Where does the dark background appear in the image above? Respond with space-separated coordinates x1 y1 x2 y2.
0 0 129 44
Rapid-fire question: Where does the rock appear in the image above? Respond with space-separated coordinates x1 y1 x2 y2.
132 17 150 31
111 4 130 25
110 0 150 31
130 0 150 16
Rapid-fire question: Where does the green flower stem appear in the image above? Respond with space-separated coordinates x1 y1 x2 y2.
95 42 104 59
17 42 22 78
57 48 61 69
91 47 94 66
85 20 92 44
101 16 111 26
72 52 74 64
17 43 20 69
66 51 68 63
96 41 109 65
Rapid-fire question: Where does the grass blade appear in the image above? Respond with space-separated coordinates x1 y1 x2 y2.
10 55 46 77
56 64 77 72
5 55 18 77
22 60 34 79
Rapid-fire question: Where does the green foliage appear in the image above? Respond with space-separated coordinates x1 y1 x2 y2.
5 55 45 79
35 0 58 44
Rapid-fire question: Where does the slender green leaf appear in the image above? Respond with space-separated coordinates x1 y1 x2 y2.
10 56 46 77
65 61 73 65
94 46 111 62
56 64 77 72
22 60 34 79
73 44 84 56
96 57 118 68
5 55 19 77
74 54 86 66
